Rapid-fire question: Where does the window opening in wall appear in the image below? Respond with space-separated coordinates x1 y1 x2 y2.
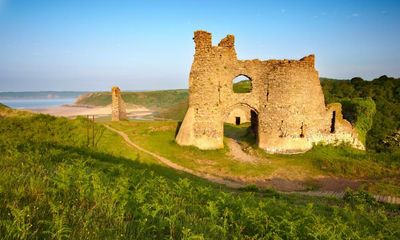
232 75 252 93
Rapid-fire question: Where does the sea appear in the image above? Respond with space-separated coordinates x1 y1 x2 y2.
1 98 76 109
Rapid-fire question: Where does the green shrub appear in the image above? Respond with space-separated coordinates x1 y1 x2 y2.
343 190 378 207
339 97 376 145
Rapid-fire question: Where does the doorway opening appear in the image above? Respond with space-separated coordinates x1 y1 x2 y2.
224 105 259 146
235 117 241 125
330 111 336 133
250 110 258 140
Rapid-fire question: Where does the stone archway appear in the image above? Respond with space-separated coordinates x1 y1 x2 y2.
223 103 259 143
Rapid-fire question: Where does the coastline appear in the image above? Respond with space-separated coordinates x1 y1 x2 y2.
26 104 153 118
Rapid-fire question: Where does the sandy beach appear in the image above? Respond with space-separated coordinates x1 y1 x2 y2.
27 104 153 118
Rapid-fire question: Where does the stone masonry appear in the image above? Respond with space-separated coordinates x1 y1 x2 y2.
111 86 127 121
176 30 364 153
225 106 250 125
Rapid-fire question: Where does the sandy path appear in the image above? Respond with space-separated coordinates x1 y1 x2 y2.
226 138 258 163
104 125 400 204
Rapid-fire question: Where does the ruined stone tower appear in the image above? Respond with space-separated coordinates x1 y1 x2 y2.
176 30 364 153
111 86 127 121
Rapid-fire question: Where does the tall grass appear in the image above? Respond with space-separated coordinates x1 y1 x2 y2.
0 113 399 239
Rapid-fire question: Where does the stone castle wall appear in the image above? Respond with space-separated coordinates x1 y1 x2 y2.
111 86 127 121
176 30 364 153
225 106 250 125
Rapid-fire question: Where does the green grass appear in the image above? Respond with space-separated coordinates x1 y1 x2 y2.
0 105 33 118
233 80 252 93
109 121 279 177
1 110 400 239
109 120 400 195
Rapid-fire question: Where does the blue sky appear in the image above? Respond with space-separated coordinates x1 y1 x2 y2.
0 0 399 91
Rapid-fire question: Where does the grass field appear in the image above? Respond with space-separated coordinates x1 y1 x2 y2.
1 109 400 239
109 120 400 196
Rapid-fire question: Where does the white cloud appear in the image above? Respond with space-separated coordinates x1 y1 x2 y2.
351 13 360 17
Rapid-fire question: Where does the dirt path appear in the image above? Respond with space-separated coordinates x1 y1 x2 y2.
104 125 400 205
104 125 244 188
226 138 258 163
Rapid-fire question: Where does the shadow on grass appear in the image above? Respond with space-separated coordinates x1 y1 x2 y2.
224 123 257 147
45 142 220 188
174 121 182 138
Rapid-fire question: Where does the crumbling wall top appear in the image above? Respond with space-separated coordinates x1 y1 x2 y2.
194 30 212 49
112 86 121 94
218 34 235 48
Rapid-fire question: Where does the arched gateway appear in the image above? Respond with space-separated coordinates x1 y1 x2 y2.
176 30 364 153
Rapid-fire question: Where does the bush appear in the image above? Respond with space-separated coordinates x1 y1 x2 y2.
340 98 376 145
343 190 378 207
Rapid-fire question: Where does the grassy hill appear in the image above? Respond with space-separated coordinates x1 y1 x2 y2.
0 103 9 109
76 89 188 109
233 80 252 93
0 102 34 118
1 108 399 239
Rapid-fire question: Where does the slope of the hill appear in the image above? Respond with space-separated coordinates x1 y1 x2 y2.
1 109 399 239
0 103 9 108
76 89 188 110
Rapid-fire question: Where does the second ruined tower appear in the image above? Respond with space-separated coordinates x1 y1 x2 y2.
111 86 127 121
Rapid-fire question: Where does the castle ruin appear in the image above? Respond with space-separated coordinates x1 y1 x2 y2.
176 30 364 153
111 86 127 121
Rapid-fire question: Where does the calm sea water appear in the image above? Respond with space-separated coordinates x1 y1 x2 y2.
1 98 76 109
